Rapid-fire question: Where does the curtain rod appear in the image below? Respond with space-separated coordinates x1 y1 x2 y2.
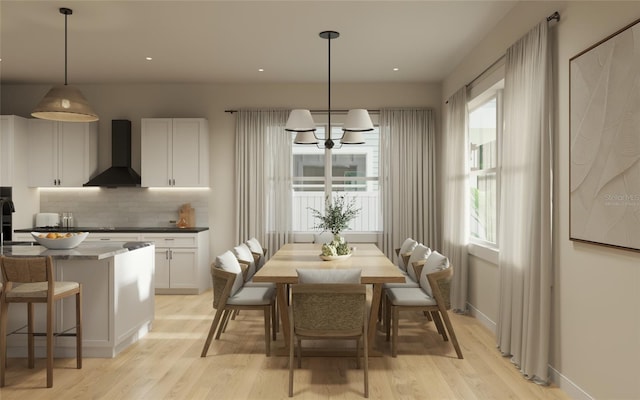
225 109 380 114
446 10 560 104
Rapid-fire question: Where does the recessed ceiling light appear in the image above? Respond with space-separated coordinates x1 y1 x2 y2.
145 57 153 61
258 68 264 72
393 67 399 71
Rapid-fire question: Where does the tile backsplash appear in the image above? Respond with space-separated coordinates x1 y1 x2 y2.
39 188 209 228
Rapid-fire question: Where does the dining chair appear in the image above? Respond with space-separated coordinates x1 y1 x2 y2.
0 255 82 388
288 283 369 397
246 237 268 270
201 252 276 358
385 256 463 359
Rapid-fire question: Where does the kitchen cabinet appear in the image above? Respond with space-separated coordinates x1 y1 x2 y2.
141 231 210 294
141 118 209 187
27 119 98 187
0 115 28 186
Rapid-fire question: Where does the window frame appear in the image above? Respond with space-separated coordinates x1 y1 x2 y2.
467 82 503 252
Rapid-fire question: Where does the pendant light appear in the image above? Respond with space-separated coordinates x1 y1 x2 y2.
285 31 372 149
31 7 99 122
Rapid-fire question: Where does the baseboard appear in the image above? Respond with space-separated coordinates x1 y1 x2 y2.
549 365 593 400
467 302 496 334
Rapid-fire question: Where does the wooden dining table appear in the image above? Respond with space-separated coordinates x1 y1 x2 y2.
252 243 405 353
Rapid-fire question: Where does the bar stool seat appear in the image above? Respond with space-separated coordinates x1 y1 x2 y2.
0 256 82 388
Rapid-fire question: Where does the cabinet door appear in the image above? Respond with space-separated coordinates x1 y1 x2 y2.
141 118 172 187
169 248 197 289
0 116 13 185
154 248 171 289
28 119 58 187
171 119 205 187
58 122 91 187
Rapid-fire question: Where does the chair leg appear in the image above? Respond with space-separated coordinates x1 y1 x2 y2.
263 307 271 356
385 295 391 341
356 337 361 369
76 289 82 369
363 318 369 398
201 307 225 357
216 309 231 339
431 311 448 341
392 307 399 357
0 299 8 387
27 302 34 369
271 301 277 341
297 339 302 368
288 327 294 397
424 311 433 321
46 297 54 388
439 310 463 359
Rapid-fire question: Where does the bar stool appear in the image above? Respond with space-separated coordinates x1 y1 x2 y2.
0 256 82 388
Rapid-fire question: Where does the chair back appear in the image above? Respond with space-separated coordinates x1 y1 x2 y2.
427 266 454 310
0 256 53 286
291 284 366 337
210 266 236 309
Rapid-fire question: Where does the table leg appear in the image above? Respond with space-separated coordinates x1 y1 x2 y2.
368 283 383 352
276 283 290 350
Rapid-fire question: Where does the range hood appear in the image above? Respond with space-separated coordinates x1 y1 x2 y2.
84 120 141 187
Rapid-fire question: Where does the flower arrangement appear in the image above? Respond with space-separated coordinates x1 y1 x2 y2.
309 195 360 256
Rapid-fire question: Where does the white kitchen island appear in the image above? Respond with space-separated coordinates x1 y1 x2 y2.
1 242 155 358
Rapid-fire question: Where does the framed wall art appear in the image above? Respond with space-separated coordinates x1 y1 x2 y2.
569 17 640 252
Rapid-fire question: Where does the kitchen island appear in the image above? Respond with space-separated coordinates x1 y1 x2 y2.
1 241 155 358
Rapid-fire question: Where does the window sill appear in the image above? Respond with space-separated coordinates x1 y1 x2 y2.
467 242 499 265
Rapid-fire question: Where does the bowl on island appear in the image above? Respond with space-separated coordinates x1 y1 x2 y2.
31 232 89 249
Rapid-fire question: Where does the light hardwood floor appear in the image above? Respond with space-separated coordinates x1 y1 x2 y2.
0 291 572 400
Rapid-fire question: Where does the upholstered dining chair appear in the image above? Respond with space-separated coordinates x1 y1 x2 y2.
246 237 268 270
201 253 276 358
0 255 82 388
288 277 368 397
385 257 463 359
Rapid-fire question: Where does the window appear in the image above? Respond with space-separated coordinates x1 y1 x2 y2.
292 114 381 232
468 83 502 247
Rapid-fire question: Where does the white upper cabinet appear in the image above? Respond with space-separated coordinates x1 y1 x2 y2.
1 116 21 186
141 118 209 187
27 119 98 187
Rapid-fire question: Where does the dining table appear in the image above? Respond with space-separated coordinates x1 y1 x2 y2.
251 242 406 354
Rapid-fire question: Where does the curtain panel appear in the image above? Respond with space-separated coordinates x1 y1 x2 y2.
379 108 438 260
235 109 292 256
443 88 470 313
496 20 553 384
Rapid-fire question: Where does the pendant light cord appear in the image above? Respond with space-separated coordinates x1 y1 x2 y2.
327 34 332 147
64 11 68 86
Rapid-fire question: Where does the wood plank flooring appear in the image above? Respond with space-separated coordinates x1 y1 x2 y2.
0 291 572 400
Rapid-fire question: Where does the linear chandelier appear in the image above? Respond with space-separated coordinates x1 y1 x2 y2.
285 31 373 149
32 7 99 122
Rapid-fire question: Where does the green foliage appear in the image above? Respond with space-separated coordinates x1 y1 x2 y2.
309 194 361 236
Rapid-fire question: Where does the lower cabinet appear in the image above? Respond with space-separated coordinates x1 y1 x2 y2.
141 231 210 294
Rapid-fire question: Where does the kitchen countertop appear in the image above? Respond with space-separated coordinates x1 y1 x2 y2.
15 226 209 233
0 241 152 260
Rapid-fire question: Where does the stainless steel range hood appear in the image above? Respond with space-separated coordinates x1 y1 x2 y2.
84 120 141 187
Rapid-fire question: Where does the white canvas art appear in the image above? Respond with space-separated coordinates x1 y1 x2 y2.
570 18 640 252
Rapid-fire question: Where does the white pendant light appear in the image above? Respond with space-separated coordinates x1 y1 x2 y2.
31 7 99 123
286 31 371 149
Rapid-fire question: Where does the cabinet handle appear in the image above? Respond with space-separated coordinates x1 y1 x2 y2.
165 250 170 259
164 238 175 241
169 250 173 260
100 238 110 241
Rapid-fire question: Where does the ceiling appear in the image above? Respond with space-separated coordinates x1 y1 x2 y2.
0 0 517 85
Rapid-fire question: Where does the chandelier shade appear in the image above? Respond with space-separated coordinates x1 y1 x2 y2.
285 109 316 132
342 109 374 132
31 7 99 123
294 131 320 145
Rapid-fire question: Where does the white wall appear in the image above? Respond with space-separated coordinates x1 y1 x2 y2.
443 2 640 399
1 82 441 259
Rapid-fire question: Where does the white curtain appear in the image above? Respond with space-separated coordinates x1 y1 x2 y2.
379 109 438 260
443 88 470 313
235 109 292 256
496 21 553 384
